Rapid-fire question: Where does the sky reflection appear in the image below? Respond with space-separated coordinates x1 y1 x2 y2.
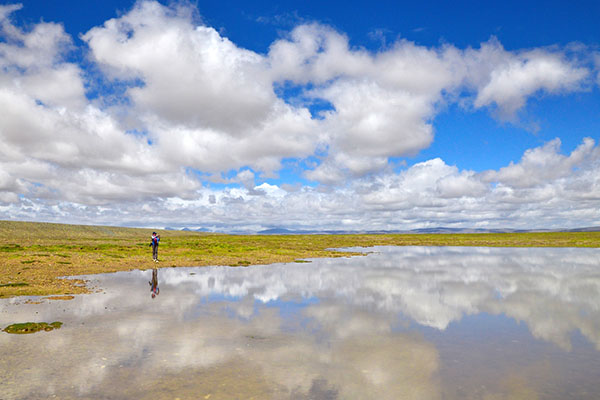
1 246 599 399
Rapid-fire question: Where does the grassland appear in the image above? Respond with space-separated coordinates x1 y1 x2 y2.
1 220 599 298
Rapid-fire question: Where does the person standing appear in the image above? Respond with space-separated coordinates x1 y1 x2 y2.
150 232 160 262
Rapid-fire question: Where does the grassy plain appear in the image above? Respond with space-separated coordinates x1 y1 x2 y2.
1 220 599 298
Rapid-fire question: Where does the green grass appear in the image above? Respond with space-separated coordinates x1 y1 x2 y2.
1 220 599 298
0 282 29 288
3 321 63 334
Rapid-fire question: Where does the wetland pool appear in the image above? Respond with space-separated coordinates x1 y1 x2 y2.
1 246 600 399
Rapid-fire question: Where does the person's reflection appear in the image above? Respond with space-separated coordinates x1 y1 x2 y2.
149 268 160 298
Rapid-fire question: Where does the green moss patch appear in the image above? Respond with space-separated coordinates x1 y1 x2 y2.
0 282 29 287
0 244 22 252
3 321 63 334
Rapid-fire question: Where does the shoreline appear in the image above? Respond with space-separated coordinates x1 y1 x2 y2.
2 221 600 299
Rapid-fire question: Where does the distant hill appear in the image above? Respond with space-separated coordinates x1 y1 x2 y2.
0 220 206 240
566 227 600 232
258 228 299 234
9 220 598 236
255 226 600 235
166 227 212 232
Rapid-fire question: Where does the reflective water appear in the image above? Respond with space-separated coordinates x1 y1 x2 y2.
1 246 600 399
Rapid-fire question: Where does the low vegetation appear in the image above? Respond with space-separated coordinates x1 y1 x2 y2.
1 220 599 298
3 321 63 334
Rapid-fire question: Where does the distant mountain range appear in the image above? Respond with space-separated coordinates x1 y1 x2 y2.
165 226 600 235
257 227 600 234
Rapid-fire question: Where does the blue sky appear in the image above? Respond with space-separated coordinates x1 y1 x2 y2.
15 1 599 48
1 1 599 231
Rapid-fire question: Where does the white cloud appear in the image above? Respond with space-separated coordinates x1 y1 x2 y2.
0 4 201 206
473 48 589 118
3 138 600 230
0 8 86 110
481 137 598 188
360 158 489 211
317 80 434 157
268 24 462 177
267 26 591 178
82 1 320 175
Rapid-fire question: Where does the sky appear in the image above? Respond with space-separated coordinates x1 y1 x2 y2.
0 0 599 232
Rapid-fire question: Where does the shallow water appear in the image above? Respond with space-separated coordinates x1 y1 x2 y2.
1 246 600 399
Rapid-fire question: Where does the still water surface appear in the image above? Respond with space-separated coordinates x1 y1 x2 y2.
1 246 600 399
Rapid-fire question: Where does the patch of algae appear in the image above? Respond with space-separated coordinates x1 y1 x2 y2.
44 295 75 301
3 321 63 334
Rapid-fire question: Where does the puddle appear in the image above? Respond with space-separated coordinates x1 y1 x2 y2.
1 246 600 399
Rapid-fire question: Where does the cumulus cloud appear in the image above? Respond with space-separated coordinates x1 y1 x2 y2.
3 136 600 231
267 24 462 179
467 40 589 118
82 1 320 174
0 1 598 230
481 137 598 188
267 28 590 179
0 3 203 207
0 7 86 109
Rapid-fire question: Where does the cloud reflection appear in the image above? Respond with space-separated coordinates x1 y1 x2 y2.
151 246 600 350
1 246 599 399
